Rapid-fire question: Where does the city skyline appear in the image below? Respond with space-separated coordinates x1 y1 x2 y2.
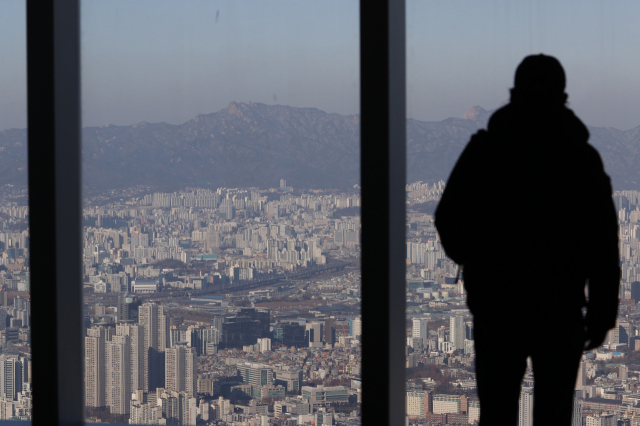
3 1 640 424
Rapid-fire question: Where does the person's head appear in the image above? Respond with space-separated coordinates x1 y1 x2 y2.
510 54 568 106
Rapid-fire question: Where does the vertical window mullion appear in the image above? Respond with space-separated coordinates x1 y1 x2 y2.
361 1 406 425
27 0 83 424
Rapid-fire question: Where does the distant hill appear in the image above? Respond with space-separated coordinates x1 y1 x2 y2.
1 102 640 191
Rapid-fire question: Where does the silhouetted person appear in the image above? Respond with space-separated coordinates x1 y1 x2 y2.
435 54 619 425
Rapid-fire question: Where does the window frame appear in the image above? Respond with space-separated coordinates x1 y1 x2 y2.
27 0 84 424
26 1 406 425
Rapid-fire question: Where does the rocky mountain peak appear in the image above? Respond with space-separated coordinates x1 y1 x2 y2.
463 106 488 120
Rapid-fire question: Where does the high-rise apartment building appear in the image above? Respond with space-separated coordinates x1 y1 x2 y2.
85 325 113 408
350 317 362 338
139 302 168 391
106 334 131 415
257 338 271 353
450 316 465 351
116 323 145 393
412 318 429 348
165 345 197 397
631 281 640 303
186 326 219 356
406 390 432 419
620 364 629 379
211 316 224 333
206 231 220 252
157 388 197 425
0 355 22 401
464 339 475 355
117 294 140 322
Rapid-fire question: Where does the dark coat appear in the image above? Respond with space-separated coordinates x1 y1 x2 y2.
435 102 619 329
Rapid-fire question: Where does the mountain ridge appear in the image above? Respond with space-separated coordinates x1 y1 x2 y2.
2 101 640 191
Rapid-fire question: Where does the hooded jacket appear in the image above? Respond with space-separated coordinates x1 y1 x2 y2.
435 101 619 329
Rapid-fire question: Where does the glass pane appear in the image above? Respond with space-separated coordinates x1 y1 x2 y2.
81 1 360 424
407 1 638 425
0 0 31 422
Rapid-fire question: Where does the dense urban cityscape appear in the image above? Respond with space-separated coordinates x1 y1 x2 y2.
1 182 639 425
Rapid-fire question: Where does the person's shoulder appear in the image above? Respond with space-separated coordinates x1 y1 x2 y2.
573 141 611 191
560 106 590 142
487 104 513 132
461 129 491 160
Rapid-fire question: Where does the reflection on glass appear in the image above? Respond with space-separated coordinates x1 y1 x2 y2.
81 2 360 424
0 0 32 422
407 1 640 425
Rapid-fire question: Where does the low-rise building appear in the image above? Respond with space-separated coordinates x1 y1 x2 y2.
301 385 348 406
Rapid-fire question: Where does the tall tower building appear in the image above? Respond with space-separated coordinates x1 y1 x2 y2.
0 355 22 401
106 334 131 415
305 321 324 348
206 231 220 252
139 302 168 391
324 318 336 346
165 345 197 397
465 321 474 340
518 387 533 426
572 391 583 426
412 318 429 348
117 294 130 322
450 316 465 351
631 281 640 303
575 361 586 390
620 364 629 379
116 323 145 393
85 325 113 408
350 317 362 338
607 319 632 345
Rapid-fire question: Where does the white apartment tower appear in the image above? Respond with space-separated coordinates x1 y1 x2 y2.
106 334 131 415
165 345 197 397
257 338 272 353
412 318 429 348
139 302 168 391
85 325 113 408
116 323 145 393
450 316 465 351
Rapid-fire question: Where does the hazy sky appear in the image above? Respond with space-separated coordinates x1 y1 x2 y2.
1 1 640 131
